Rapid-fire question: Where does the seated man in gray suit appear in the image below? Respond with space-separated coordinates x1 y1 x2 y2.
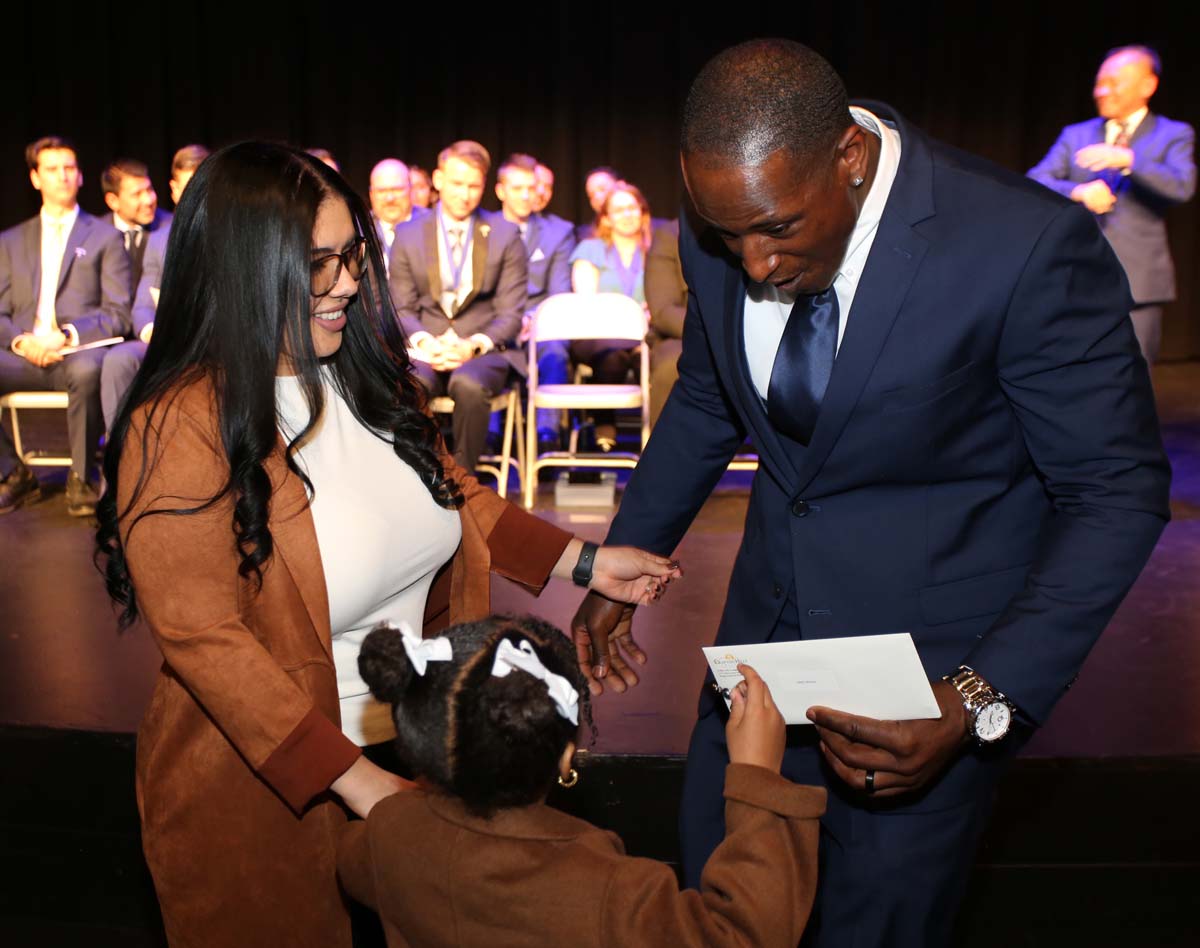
486 153 575 445
1028 44 1195 363
0 136 130 516
389 140 527 472
99 144 209 430
100 157 172 290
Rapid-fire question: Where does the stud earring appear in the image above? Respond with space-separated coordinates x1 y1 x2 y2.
852 176 865 188
557 767 579 788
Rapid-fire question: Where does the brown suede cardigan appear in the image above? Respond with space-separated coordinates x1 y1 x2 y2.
337 764 827 948
120 378 572 948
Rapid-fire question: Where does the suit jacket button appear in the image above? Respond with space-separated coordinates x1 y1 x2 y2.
791 499 810 517
772 583 783 598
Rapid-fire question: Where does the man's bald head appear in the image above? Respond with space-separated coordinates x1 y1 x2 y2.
681 39 852 167
369 158 413 225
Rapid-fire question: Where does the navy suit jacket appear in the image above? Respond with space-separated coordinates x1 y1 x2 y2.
131 221 172 339
0 209 132 349
1027 112 1196 303
607 105 1169 804
482 210 575 312
389 210 528 372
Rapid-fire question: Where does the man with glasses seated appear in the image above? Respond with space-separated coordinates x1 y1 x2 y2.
388 140 527 473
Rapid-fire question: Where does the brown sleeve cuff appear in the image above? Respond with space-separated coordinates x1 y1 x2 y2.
723 763 827 820
487 504 573 592
260 706 362 814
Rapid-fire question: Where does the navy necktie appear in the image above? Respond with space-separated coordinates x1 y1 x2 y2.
766 287 838 445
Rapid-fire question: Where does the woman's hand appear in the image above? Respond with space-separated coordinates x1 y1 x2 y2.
553 539 682 606
330 756 415 818
592 544 682 604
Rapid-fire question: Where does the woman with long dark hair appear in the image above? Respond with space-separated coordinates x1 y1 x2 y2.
95 142 679 947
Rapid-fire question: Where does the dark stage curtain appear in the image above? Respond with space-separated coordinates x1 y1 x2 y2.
2 3 1195 356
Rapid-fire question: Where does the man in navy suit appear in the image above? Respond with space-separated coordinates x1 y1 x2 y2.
99 145 209 431
1028 45 1195 363
572 41 1169 947
486 152 575 444
100 157 172 290
0 136 130 516
390 140 527 471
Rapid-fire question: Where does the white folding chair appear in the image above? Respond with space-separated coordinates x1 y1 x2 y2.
524 292 649 508
0 391 72 468
427 388 525 499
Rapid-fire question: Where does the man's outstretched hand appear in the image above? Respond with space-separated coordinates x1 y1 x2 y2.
570 592 642 696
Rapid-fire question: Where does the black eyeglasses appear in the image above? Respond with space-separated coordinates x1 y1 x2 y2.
311 237 367 297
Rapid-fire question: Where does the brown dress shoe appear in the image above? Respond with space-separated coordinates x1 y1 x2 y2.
65 471 99 518
0 463 40 514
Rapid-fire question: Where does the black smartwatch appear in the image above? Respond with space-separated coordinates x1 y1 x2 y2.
571 541 599 588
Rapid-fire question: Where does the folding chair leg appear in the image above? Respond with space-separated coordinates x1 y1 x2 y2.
497 392 514 499
524 395 538 509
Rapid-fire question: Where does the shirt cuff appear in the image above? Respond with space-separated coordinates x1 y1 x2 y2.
61 324 79 347
139 323 154 344
469 333 494 355
409 331 435 348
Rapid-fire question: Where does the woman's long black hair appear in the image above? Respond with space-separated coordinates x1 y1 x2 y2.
95 141 461 628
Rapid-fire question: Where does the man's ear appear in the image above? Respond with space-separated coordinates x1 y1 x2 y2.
104 191 119 214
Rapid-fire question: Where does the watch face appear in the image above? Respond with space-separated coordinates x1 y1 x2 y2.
975 702 1012 742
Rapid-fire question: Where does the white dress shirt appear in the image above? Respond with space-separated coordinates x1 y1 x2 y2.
744 107 901 401
437 208 475 317
35 204 80 337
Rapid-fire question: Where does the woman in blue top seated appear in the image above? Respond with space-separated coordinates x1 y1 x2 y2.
568 181 652 451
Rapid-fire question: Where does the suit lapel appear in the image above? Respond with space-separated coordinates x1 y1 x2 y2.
791 107 935 493
423 214 443 303
721 266 800 485
57 213 90 295
457 217 488 313
23 218 41 302
525 215 540 256
1128 111 1155 147
265 443 335 663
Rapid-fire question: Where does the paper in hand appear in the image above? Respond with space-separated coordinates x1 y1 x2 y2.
703 633 941 725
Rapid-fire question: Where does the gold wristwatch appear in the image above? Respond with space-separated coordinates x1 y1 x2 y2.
944 666 1013 744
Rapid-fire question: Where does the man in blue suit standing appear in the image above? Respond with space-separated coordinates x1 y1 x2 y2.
572 40 1169 947
1028 45 1195 364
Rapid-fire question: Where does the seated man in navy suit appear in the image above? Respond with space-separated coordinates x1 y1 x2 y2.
97 155 176 431
486 152 575 446
1028 44 1195 363
0 136 130 516
572 40 1169 948
389 140 527 472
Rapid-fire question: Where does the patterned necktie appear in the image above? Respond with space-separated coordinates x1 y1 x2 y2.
450 227 464 269
766 287 839 445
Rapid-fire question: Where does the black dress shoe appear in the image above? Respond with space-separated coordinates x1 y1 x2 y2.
0 463 40 514
65 471 99 518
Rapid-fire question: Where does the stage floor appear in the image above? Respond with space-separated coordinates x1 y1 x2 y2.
2 362 1198 760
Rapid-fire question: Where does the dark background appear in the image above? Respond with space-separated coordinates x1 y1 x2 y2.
2 2 1195 357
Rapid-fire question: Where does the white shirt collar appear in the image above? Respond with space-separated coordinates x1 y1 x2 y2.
1107 106 1148 138
837 106 901 286
40 204 80 232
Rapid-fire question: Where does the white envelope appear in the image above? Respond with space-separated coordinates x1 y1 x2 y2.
702 633 941 725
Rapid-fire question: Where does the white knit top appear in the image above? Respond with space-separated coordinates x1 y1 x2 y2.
276 370 462 746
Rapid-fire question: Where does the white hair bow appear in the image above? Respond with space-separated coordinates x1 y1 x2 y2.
491 639 579 725
399 621 452 676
